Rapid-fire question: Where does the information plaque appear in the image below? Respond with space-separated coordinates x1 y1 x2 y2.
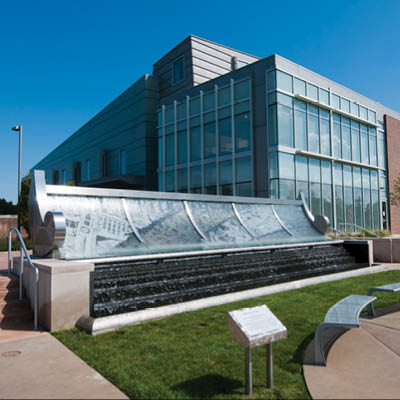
228 305 287 395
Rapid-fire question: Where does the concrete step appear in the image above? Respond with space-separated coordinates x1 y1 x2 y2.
0 308 33 324
0 287 23 302
0 276 19 289
0 298 30 313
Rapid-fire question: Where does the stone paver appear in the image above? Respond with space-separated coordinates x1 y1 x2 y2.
304 307 400 399
0 334 128 399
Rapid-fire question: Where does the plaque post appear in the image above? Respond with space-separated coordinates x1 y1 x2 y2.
245 348 252 395
267 342 273 389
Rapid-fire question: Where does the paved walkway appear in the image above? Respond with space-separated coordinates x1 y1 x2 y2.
304 303 400 399
0 251 127 399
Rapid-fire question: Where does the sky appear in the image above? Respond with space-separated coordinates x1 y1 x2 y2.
1 0 399 203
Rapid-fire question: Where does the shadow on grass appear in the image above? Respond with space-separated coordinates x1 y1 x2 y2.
292 332 314 365
172 373 242 398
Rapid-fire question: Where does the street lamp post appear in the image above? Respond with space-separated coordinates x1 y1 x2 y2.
11 125 22 230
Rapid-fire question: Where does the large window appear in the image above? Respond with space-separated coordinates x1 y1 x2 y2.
120 150 127 174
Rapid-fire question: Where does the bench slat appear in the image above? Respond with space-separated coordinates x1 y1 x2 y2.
324 295 376 326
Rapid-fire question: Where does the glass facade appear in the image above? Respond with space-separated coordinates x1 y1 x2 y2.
267 69 387 231
157 78 253 197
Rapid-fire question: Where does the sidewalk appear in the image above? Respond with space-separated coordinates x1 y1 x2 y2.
0 251 127 399
303 304 400 399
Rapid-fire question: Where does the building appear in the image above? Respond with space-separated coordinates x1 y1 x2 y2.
32 35 400 233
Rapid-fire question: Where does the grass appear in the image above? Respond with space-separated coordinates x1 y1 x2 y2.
53 270 400 399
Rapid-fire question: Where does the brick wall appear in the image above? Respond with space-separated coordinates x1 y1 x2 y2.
385 115 400 234
0 215 27 239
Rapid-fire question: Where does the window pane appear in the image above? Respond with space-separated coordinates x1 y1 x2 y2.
278 105 294 147
203 92 215 112
341 98 350 113
276 70 292 93
280 179 295 200
157 111 162 126
158 137 163 168
166 134 175 166
368 110 376 123
361 127 369 164
177 103 187 120
351 102 359 117
319 88 329 105
294 109 307 150
236 157 252 182
166 170 175 192
351 123 360 163
236 182 252 197
267 70 276 91
296 155 308 181
322 183 333 222
178 130 187 164
309 158 320 183
307 83 318 100
190 97 200 115
320 118 330 156
177 168 187 192
369 128 377 166
321 160 331 184
311 182 322 215
335 185 344 229
360 106 368 120
165 107 174 124
190 127 201 161
172 57 184 84
190 166 201 193
294 78 306 96
354 187 362 229
332 94 340 109
220 160 232 185
204 122 216 159
219 118 232 155
234 79 250 101
342 125 351 160
205 163 216 193
308 114 319 153
344 186 354 230
218 86 231 106
235 100 250 114
268 105 277 146
279 152 294 180
235 112 251 152
270 151 278 179
158 172 163 191
333 122 341 158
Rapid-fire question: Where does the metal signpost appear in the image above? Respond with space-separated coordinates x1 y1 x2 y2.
228 305 287 395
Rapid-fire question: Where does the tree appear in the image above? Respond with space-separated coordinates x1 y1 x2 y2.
16 174 32 238
0 198 17 214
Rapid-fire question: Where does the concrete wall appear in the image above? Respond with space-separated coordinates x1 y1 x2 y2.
385 115 400 234
32 74 159 190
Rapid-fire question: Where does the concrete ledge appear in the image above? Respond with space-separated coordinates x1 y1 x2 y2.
14 258 94 332
78 264 388 335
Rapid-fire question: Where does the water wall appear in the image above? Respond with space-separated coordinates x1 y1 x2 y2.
29 170 330 260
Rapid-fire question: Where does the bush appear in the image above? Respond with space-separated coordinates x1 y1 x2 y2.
0 238 32 252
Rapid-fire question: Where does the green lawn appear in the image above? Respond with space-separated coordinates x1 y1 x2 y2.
53 270 400 399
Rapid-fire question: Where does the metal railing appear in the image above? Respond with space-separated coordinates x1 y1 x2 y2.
8 228 39 330
337 223 382 238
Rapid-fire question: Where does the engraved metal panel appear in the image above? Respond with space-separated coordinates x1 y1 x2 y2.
187 201 253 245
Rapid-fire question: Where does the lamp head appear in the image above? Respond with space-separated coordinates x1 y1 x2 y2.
11 125 21 132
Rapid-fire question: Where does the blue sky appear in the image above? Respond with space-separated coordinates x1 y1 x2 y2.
1 0 399 203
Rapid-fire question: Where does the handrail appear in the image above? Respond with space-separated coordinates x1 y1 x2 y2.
330 227 357 241
338 223 382 238
8 228 39 330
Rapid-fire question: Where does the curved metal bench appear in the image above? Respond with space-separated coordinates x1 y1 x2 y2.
314 295 376 365
367 283 400 316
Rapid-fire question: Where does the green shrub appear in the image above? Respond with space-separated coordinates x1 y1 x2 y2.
0 238 32 251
